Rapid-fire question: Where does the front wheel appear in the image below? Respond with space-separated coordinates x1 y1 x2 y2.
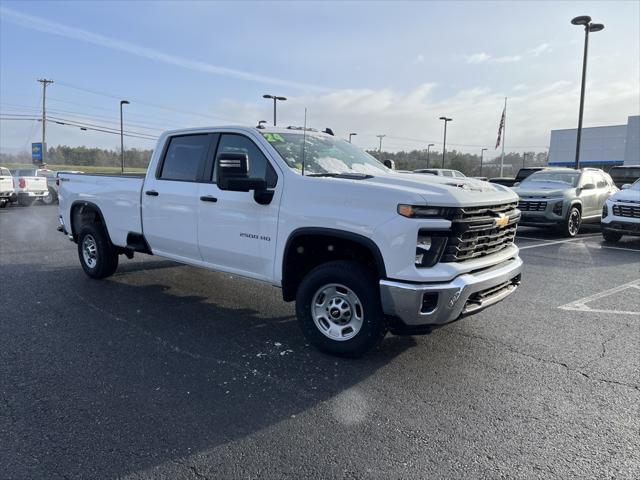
295 260 386 357
77 224 119 279
561 206 581 237
602 229 622 243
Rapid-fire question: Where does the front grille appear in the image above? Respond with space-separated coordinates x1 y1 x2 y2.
518 200 547 212
442 202 520 262
613 204 640 218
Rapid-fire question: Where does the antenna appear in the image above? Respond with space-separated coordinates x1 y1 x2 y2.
301 107 307 176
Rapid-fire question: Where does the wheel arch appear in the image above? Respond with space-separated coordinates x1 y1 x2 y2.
281 227 387 302
70 201 112 243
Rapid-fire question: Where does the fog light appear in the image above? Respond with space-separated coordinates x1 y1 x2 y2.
553 201 563 216
421 292 439 313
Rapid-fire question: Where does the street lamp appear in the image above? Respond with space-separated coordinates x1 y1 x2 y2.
257 120 268 128
120 100 129 173
480 148 487 176
439 117 452 168
571 15 604 169
523 152 528 168
263 94 287 126
349 132 357 143
376 134 386 159
426 143 435 168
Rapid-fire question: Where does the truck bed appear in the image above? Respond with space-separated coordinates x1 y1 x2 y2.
58 173 145 247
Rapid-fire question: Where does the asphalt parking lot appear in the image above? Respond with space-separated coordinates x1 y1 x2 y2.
1 205 639 480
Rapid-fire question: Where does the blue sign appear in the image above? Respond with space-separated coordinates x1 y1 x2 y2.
32 143 43 162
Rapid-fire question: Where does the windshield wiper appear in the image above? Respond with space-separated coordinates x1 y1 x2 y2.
306 172 373 179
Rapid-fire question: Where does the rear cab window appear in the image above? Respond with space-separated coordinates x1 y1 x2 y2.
159 134 212 181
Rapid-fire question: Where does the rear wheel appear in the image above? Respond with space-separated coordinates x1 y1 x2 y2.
295 260 386 357
17 196 36 207
561 206 581 237
40 188 57 205
602 229 622 243
77 224 119 279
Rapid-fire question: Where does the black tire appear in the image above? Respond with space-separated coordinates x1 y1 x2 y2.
602 229 622 243
561 206 581 237
40 188 57 205
77 224 119 279
17 196 36 207
295 260 386 358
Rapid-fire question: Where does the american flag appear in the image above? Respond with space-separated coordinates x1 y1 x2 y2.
495 106 506 149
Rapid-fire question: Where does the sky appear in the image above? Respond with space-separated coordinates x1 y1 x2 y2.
1 0 638 160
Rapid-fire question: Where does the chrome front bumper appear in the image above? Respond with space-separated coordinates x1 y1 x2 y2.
380 257 523 327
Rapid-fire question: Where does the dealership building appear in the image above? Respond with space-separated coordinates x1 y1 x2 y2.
548 115 639 168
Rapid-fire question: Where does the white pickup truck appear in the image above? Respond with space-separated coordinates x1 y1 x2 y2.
58 126 523 356
10 168 49 206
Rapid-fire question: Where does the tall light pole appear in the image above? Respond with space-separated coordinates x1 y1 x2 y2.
571 15 604 170
263 94 287 126
523 152 528 169
480 147 487 176
120 100 129 173
349 132 357 143
439 117 452 168
376 134 386 159
37 79 53 165
426 143 435 168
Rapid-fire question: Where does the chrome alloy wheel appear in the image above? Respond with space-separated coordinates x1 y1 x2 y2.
311 283 364 341
82 234 98 268
568 209 581 236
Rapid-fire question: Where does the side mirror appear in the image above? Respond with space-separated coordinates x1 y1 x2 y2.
216 152 273 204
580 183 595 190
383 159 395 170
621 183 631 190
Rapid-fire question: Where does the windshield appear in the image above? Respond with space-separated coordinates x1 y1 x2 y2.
630 179 640 191
262 131 388 175
521 170 580 187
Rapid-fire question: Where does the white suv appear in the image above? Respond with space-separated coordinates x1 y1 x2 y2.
601 179 640 242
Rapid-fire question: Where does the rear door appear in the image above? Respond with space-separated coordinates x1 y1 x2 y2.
141 133 216 263
197 132 281 281
593 171 613 212
578 172 599 217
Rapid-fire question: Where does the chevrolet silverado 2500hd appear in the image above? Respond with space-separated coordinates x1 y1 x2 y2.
58 126 523 356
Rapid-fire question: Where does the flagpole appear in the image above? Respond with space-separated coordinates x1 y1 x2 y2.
500 97 507 177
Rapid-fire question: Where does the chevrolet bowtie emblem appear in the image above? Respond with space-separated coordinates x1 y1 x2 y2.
495 213 509 228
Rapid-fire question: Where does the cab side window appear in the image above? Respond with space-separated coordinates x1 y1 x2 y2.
159 134 210 182
215 134 277 188
594 172 607 189
580 172 596 187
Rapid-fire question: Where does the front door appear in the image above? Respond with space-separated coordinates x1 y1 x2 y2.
197 133 281 281
578 171 599 218
142 133 215 263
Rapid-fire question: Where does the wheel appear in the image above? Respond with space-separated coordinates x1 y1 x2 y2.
17 196 36 207
295 260 386 357
561 206 581 237
77 224 119 279
40 188 57 205
602 229 622 243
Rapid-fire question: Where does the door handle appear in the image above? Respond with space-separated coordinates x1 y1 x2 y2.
200 195 218 203
145 190 159 196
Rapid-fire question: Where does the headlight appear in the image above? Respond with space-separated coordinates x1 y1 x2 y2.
415 231 448 267
553 201 563 216
602 203 608 218
398 204 446 218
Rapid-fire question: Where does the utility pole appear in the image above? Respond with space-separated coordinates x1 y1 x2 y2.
120 100 130 173
376 134 386 159
480 148 487 176
37 79 53 165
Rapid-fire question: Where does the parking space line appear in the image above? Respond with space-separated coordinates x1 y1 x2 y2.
518 237 591 250
588 244 640 253
559 279 640 316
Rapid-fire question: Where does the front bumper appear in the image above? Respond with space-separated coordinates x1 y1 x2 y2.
380 256 523 330
602 220 640 236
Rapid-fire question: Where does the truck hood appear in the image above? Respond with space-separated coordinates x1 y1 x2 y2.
357 172 518 206
512 181 571 198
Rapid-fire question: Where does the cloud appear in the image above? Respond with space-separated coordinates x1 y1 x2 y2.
412 53 425 65
0 6 328 92
465 52 491 64
493 55 522 63
530 43 551 56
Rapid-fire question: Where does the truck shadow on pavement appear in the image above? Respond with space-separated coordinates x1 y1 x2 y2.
2 262 416 479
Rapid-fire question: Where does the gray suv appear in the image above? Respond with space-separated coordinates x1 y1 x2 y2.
512 168 617 237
